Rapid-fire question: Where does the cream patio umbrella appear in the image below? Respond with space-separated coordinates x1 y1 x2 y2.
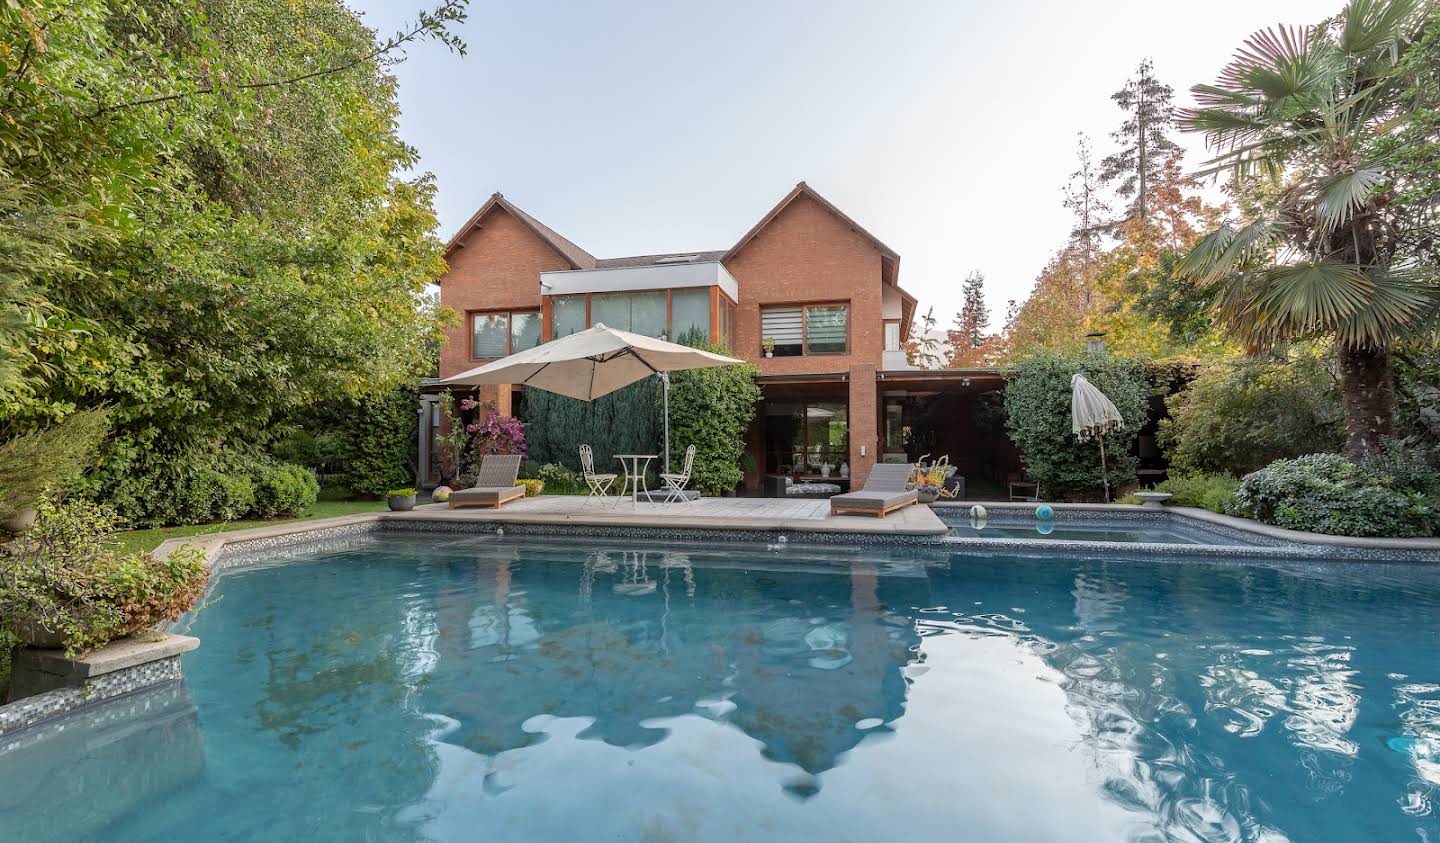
439 323 742 473
1070 373 1124 502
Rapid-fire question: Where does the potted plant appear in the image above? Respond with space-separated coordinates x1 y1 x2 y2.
1 499 208 656
386 488 417 511
762 337 776 358
913 464 945 503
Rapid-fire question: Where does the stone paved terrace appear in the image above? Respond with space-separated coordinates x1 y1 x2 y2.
390 495 948 536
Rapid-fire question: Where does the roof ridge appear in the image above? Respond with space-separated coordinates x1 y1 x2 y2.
443 194 596 270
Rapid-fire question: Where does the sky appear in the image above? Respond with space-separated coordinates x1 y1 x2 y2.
351 0 1336 332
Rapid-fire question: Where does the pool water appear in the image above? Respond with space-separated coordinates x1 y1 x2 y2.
944 515 1257 545
3 534 1439 842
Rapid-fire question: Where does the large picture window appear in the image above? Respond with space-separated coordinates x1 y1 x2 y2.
552 288 714 342
760 303 848 356
552 295 586 338
471 309 541 358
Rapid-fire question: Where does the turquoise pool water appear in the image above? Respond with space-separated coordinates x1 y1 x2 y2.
2 534 1439 841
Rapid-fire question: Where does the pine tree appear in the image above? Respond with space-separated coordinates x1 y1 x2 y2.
1099 58 1180 222
1062 133 1109 305
947 271 994 366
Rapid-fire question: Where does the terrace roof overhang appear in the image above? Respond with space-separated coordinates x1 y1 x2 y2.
876 368 1008 395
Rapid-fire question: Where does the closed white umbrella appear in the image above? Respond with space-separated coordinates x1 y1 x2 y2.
440 323 742 473
1071 373 1124 502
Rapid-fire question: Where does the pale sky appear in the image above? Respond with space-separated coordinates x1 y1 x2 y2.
352 0 1336 332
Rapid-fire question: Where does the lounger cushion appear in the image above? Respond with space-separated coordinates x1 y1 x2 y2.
449 485 525 505
829 489 917 510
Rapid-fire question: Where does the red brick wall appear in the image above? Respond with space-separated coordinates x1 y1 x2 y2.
438 206 572 414
724 193 887 485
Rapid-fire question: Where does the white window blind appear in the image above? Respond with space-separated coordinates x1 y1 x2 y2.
761 306 803 346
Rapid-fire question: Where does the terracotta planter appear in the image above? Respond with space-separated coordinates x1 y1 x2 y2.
387 494 416 512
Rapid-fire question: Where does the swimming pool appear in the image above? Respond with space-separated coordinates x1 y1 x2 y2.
3 533 1438 841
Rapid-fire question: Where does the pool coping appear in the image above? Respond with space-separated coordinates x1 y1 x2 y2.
142 501 1440 568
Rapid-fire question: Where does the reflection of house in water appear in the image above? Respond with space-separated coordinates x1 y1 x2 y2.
420 543 923 777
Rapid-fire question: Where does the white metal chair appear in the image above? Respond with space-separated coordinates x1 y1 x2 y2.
579 445 618 501
659 444 698 504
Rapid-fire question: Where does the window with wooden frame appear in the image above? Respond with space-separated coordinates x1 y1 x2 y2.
471 309 541 358
760 303 849 356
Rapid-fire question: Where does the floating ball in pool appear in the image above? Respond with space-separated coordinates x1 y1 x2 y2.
1035 504 1054 520
431 485 452 503
970 504 988 520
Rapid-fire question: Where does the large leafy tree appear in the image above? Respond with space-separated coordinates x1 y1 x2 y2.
1177 0 1440 457
1 0 466 515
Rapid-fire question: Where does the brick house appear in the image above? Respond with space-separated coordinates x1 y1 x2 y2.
425 181 1018 494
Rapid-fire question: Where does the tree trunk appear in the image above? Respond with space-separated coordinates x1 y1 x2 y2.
1338 345 1396 459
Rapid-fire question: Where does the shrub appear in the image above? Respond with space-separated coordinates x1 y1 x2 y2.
384 488 417 498
335 389 419 498
251 462 319 518
520 479 544 497
1159 354 1343 476
1003 353 1151 500
0 409 110 520
666 337 762 496
1234 453 1434 538
538 463 578 493
0 499 209 656
1153 472 1241 514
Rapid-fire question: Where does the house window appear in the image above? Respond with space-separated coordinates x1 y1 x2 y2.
884 321 901 352
669 289 710 343
590 291 668 337
760 303 849 356
472 310 541 358
553 295 586 338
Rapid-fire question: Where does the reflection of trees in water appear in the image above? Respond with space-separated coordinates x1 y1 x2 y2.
924 555 1440 842
239 554 444 843
421 545 921 784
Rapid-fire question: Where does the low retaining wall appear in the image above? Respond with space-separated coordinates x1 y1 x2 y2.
0 635 199 737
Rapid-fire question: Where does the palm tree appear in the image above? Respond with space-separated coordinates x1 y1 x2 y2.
1176 0 1439 458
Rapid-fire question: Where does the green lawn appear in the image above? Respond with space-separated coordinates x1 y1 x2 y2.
112 500 387 555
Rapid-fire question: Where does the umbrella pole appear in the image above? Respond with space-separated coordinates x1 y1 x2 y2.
661 372 671 475
1098 432 1110 503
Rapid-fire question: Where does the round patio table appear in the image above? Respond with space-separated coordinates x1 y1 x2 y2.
613 454 658 506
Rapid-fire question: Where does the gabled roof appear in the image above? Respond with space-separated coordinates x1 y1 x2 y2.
724 181 901 264
444 193 596 270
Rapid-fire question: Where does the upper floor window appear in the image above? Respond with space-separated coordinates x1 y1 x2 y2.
884 321 901 352
553 289 714 343
472 309 541 358
761 303 848 356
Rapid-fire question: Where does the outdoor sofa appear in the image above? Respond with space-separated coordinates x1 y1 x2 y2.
448 454 525 509
829 463 918 517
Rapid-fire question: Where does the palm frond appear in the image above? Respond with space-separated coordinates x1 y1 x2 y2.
1218 24 1335 101
1249 261 1375 335
1333 266 1435 346
1315 166 1384 232
1175 220 1282 287
1339 0 1422 55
